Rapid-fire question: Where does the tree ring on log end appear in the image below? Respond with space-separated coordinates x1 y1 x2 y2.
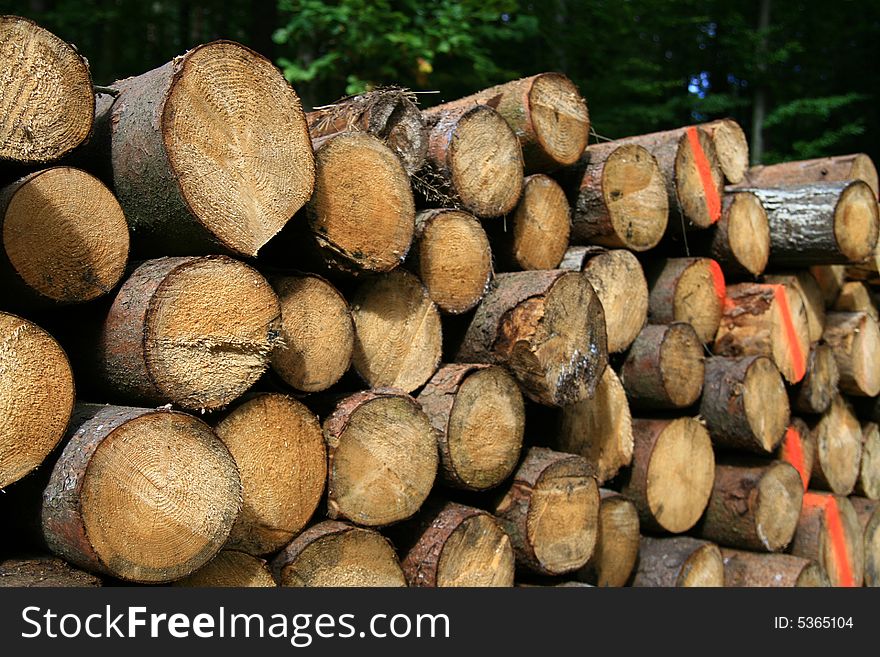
674 128 723 228
743 356 790 452
679 543 724 586
436 513 515 587
659 322 704 407
711 119 749 184
602 144 668 251
672 259 724 343
726 192 769 276
755 462 804 551
833 181 879 263
529 73 590 169
511 175 571 270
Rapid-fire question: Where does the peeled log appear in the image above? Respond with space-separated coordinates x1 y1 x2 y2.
856 422 880 500
850 497 880 587
575 491 640 587
790 343 839 415
821 311 880 397
810 395 863 495
632 537 724 587
721 550 828 587
704 192 769 277
790 492 864 587
174 551 276 587
777 419 817 491
648 257 726 343
41 404 241 583
701 119 749 184
734 153 879 198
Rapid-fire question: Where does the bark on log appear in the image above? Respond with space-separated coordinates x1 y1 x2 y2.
0 556 102 587
821 311 880 396
648 257 726 343
765 271 826 343
575 491 640 587
702 191 769 277
790 492 864 587
790 343 839 415
810 395 863 495
777 419 817 491
850 497 879 587
701 119 749 184
721 549 828 587
856 422 880 500
734 153 879 198
632 536 724 587
173 551 276 587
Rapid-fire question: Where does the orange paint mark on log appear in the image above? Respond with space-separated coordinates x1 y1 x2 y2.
782 425 808 490
708 259 726 302
686 126 721 223
824 496 855 587
771 284 806 383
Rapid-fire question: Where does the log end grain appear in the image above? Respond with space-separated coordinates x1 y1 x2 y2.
674 128 724 228
576 493 640 587
634 536 724 587
792 343 839 416
858 422 880 500
754 462 805 551
743 357 791 452
823 311 880 397
850 153 880 198
657 322 705 407
792 492 865 587
526 73 590 170
778 420 817 491
173 550 276 587
716 191 769 276
833 180 879 263
709 119 749 184
650 257 725 344
581 249 648 353
507 174 571 270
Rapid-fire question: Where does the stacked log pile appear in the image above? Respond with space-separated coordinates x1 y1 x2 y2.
1 14 879 589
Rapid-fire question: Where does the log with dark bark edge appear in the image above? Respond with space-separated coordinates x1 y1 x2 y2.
0 312 74 490
271 521 406 587
738 181 879 266
94 256 280 411
791 343 839 415
721 549 828 587
493 447 599 576
560 247 648 353
810 395 863 496
699 356 790 454
0 167 129 307
776 418 817 491
416 363 524 491
733 153 879 198
306 87 428 175
850 497 879 587
856 422 880 500
790 492 864 587
648 257 726 343
488 174 571 271
765 271 826 343
96 40 314 257
455 269 608 407
41 404 241 583
620 417 715 534
323 389 438 527
350 270 442 393
620 322 704 410
563 142 668 251
400 502 515 587
575 490 640 587
701 118 749 184
700 191 769 277
553 367 633 485
834 281 879 320
821 311 880 397
214 394 326 556
0 556 102 587
408 208 491 314
418 103 523 218
810 264 846 306
173 551 276 587
0 16 93 164
632 537 724 587
695 460 803 552
713 282 810 384
270 274 353 393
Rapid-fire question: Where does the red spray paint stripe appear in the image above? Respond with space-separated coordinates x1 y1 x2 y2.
782 425 808 491
824 496 855 587
708 260 726 302
686 126 722 223
771 284 806 383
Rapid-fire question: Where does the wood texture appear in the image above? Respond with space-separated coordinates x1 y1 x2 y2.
632 537 724 587
648 257 725 343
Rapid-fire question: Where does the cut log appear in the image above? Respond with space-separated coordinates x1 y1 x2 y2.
721 550 828 587
271 521 406 587
270 275 353 393
554 367 633 484
632 537 724 587
621 417 715 534
0 16 93 164
0 167 129 307
565 142 668 251
857 422 880 500
701 119 749 184
777 419 817 491
833 281 879 320
350 270 442 392
324 389 438 526
739 182 879 265
214 394 326 555
790 492 864 587
456 270 608 406
850 497 879 587
790 343 839 415
810 395 863 495
648 257 725 343
713 282 810 384
306 87 428 174
620 322 704 410
810 265 846 306
560 247 648 353
419 103 523 218
0 557 102 588
575 491 640 587
400 502 515 587
821 311 880 396
493 447 599 575
95 256 280 410
765 271 826 343
699 356 789 453
408 209 492 314
734 153 879 198
416 364 524 491
41 404 241 583
173 551 276 587
704 191 769 277
99 40 314 256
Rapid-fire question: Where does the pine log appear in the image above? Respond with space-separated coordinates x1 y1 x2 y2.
306 87 428 174
575 491 640 587
97 41 314 256
790 343 839 415
0 557 102 588
173 551 276 587
621 417 715 533
850 497 879 587
214 394 326 555
721 549 828 587
703 191 769 277
408 209 492 314
776 419 817 491
810 395 863 495
560 247 648 353
400 502 515 587
324 389 438 527
455 270 608 406
41 404 241 583
734 153 879 198
419 104 523 218
821 311 880 396
350 270 442 392
790 492 864 587
701 119 749 184
648 257 726 343
713 282 810 384
0 16 93 164
0 312 74 490
553 367 633 484
493 447 599 575
856 422 880 500
270 274 353 393
620 322 704 410
699 356 789 453
765 271 826 343
632 536 724 587
271 521 406 587
95 256 280 410
0 167 129 307
833 281 879 320
416 364 524 491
